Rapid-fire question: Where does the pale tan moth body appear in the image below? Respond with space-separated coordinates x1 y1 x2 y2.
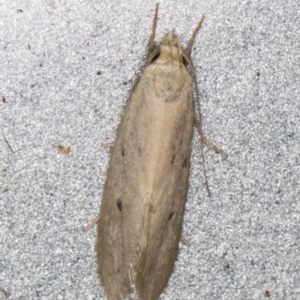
96 4 226 300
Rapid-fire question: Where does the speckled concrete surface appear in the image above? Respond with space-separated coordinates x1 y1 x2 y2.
1 1 300 299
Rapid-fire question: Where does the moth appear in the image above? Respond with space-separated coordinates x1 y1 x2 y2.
96 4 226 300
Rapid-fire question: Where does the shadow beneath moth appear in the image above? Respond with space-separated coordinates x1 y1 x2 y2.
96 4 227 300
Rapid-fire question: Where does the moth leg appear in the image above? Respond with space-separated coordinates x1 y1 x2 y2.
83 214 100 232
101 141 115 148
193 114 228 197
180 235 191 247
187 16 227 158
186 15 205 58
194 117 228 157
146 3 159 61
202 136 228 157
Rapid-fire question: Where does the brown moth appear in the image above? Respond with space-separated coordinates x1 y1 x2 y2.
96 4 226 300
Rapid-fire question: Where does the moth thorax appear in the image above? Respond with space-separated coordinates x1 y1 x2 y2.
159 36 183 63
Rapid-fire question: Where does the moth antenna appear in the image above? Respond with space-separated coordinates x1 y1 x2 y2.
186 15 205 58
147 3 159 60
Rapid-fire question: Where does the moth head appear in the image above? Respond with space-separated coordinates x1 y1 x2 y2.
159 36 183 63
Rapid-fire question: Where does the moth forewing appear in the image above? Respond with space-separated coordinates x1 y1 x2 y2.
96 4 209 300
